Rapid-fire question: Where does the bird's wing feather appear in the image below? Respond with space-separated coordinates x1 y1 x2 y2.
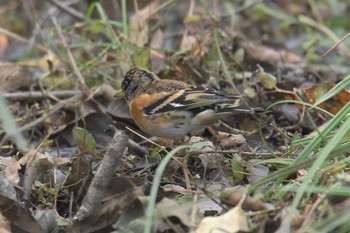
144 85 242 115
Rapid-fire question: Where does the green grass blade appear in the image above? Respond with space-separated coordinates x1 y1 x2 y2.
144 142 205 233
312 74 350 107
0 92 27 151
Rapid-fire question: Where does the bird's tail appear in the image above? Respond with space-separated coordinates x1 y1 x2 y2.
216 104 265 114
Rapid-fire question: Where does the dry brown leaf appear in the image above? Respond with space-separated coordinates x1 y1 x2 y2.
180 35 198 51
274 207 304 232
0 63 37 92
188 136 220 170
0 194 45 233
240 39 303 65
4 157 21 185
129 1 159 46
216 132 247 148
156 198 192 228
300 83 350 114
220 186 266 211
194 204 249 233
0 213 11 233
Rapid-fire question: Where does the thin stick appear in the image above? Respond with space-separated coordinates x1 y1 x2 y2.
49 0 85 20
2 90 82 101
51 17 90 97
322 31 350 58
0 26 48 52
125 126 166 150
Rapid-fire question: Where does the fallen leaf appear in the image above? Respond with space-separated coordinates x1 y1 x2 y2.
240 38 303 65
300 83 350 114
0 63 39 92
3 157 21 185
156 198 192 228
216 132 247 148
0 194 45 233
129 1 159 46
194 203 249 233
220 186 266 211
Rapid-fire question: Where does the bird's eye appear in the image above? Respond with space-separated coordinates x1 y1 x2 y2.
121 78 130 91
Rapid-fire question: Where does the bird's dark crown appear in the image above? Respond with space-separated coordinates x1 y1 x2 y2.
122 67 159 101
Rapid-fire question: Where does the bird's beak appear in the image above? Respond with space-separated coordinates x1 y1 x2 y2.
114 89 125 98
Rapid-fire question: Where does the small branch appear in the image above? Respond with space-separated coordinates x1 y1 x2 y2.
73 130 128 222
322 31 350 58
51 17 90 98
0 26 48 53
3 90 82 101
49 0 85 20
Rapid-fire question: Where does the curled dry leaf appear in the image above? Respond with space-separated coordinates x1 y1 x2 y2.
274 207 304 232
188 136 218 170
216 131 247 148
0 194 45 233
0 63 39 92
155 198 192 229
129 1 159 47
220 186 266 211
3 157 21 185
240 39 303 65
97 83 118 101
194 203 249 233
72 185 144 232
0 212 11 233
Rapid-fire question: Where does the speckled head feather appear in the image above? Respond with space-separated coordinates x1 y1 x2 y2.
121 67 159 101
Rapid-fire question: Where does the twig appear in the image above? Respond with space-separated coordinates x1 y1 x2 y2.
19 96 80 132
49 0 85 20
0 26 48 53
322 31 350 58
2 90 82 101
125 126 166 150
73 130 128 222
270 123 293 141
51 17 90 97
180 0 195 49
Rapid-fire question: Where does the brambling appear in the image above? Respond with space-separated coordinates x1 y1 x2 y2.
121 67 264 139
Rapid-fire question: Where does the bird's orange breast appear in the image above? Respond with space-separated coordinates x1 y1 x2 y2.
129 93 169 133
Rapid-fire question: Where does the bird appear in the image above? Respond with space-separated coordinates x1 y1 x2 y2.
121 67 264 139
